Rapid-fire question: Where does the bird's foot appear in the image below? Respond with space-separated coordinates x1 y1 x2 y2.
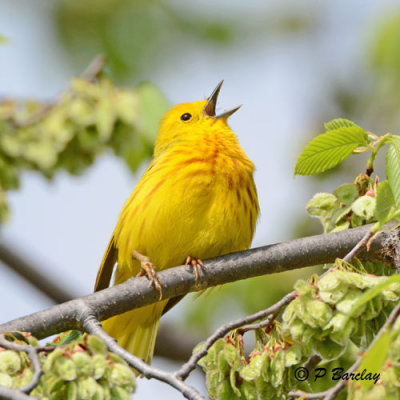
134 250 163 300
185 256 206 286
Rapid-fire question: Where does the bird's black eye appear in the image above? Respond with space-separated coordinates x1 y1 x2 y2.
180 113 192 121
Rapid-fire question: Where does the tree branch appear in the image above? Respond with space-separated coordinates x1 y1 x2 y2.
79 304 204 400
0 242 74 304
0 239 196 361
0 225 397 400
175 290 296 380
0 387 38 400
14 54 105 129
155 324 200 361
0 225 396 338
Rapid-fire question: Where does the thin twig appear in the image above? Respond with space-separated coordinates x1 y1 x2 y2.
79 304 204 400
238 309 280 334
0 242 74 303
342 229 374 263
175 291 296 380
0 386 38 400
14 54 105 129
304 355 322 373
80 54 106 81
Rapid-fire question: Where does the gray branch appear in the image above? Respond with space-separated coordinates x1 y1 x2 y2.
0 240 196 361
0 225 397 338
0 225 398 400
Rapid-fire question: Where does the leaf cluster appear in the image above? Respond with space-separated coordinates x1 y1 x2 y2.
0 74 170 223
296 118 400 231
0 331 136 400
196 263 400 399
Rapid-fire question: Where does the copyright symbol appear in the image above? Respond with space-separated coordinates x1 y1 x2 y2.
294 367 309 381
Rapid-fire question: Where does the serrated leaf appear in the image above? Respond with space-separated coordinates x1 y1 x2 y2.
386 137 400 209
376 180 396 224
324 118 359 131
295 127 369 176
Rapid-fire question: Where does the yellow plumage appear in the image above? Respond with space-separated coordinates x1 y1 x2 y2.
94 82 259 365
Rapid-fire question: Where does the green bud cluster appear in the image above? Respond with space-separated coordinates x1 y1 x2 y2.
0 332 38 389
197 267 400 399
0 76 169 223
196 330 299 400
0 332 136 400
306 174 376 233
284 269 399 356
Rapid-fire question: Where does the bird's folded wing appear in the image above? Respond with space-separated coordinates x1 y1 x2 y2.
94 235 118 291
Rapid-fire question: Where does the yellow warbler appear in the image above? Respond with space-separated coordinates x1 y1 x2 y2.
94 81 259 364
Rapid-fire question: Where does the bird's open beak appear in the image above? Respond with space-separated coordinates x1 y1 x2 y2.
203 80 241 119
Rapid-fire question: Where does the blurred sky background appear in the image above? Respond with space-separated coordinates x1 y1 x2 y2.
2 0 400 398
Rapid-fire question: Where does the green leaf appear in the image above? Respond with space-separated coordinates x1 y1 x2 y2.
386 137 400 208
295 126 369 176
284 344 303 367
52 330 83 346
336 274 400 333
333 184 359 205
376 180 396 224
306 193 338 217
314 337 344 360
351 195 376 220
0 351 21 375
324 118 359 131
356 329 391 390
135 82 170 141
239 355 263 381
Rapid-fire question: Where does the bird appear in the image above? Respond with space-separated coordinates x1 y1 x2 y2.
94 81 259 365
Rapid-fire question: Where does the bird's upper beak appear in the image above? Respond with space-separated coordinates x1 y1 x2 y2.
203 80 241 119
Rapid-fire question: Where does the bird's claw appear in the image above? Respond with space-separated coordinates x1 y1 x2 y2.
134 250 163 300
185 256 206 286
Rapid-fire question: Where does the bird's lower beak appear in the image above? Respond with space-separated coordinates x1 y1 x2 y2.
203 81 241 119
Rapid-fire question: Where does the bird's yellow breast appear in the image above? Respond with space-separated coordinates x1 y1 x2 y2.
114 126 259 278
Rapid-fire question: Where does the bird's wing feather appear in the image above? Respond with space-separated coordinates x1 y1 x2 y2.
94 235 118 291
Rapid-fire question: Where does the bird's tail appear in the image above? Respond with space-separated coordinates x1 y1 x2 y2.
102 300 168 365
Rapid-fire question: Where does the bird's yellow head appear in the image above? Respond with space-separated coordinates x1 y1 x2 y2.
154 81 241 156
